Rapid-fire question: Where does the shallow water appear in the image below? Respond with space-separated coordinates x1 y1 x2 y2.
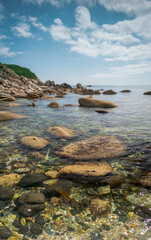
0 85 151 240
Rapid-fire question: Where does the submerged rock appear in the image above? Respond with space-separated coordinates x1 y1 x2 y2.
21 136 50 149
64 104 77 107
102 90 117 95
0 111 27 121
56 136 125 160
47 102 61 108
6 103 22 107
90 198 110 216
47 126 79 138
19 173 47 188
0 187 14 200
78 97 118 108
0 227 13 239
57 162 113 183
137 172 151 188
0 173 21 187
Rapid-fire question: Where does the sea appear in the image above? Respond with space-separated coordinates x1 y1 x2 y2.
0 85 151 240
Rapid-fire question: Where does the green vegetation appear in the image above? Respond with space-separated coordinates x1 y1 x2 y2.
4 64 37 79
0 62 7 73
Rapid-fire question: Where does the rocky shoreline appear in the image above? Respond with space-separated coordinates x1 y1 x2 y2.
0 63 151 239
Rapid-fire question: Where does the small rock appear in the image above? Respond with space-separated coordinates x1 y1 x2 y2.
64 104 77 107
21 136 50 149
102 90 117 95
32 102 36 107
47 126 79 138
18 204 35 217
90 198 110 216
0 227 13 239
0 174 21 187
143 91 151 95
30 223 43 235
19 173 47 188
0 187 14 200
120 90 131 93
95 110 109 114
26 192 45 204
47 102 61 108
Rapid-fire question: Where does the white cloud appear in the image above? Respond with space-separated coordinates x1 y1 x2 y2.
23 0 64 7
29 16 47 32
0 35 7 40
88 62 151 79
12 23 33 38
50 18 71 41
0 44 23 57
75 6 96 30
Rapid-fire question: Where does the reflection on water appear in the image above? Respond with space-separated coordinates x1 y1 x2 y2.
0 85 151 239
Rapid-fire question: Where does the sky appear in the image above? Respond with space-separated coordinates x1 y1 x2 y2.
0 0 151 85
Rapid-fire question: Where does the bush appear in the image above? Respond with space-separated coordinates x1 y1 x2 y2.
4 64 37 79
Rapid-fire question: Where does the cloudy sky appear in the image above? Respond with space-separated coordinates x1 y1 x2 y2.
0 0 151 85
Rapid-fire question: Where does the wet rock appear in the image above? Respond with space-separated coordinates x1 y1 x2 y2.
57 162 113 183
0 201 7 210
30 223 43 235
77 83 84 89
143 91 151 95
6 103 21 107
19 173 47 188
26 192 45 204
47 102 61 108
56 135 125 160
44 180 73 198
98 185 110 195
35 215 45 225
40 96 58 100
21 136 50 149
120 90 131 93
18 204 35 217
0 111 27 121
0 187 14 200
29 151 44 159
0 227 13 239
137 172 151 188
45 170 58 179
47 126 79 138
64 104 77 107
0 173 21 187
55 94 65 98
32 102 36 107
95 110 109 114
78 97 118 108
102 90 117 95
90 198 110 216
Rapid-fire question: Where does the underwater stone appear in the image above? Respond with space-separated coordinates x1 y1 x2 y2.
21 136 50 149
56 136 125 160
90 198 110 216
0 174 21 187
78 97 118 108
0 111 28 121
47 126 79 138
19 173 47 188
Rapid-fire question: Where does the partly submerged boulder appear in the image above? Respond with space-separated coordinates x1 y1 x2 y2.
6 103 22 107
57 162 113 183
21 136 50 149
102 90 117 95
78 97 118 108
95 110 109 114
56 135 125 160
47 102 61 108
47 126 79 138
0 111 27 121
144 91 151 95
120 90 131 93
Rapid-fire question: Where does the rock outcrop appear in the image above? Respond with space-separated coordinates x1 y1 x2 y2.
78 97 118 108
56 135 126 160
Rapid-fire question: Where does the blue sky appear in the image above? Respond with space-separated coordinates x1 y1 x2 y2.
0 0 151 85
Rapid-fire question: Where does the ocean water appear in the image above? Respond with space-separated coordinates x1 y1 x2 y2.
0 85 151 239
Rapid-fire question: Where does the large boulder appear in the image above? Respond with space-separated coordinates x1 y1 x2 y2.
78 97 118 108
57 162 113 183
21 136 50 149
56 136 125 160
47 126 79 138
102 90 117 95
0 111 27 121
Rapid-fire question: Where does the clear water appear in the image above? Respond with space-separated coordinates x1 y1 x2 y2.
0 85 151 240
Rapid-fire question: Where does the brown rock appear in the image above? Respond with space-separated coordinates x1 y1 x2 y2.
139 172 151 188
57 162 113 183
45 170 58 179
6 103 22 107
95 110 109 114
56 136 125 160
29 151 44 159
64 104 77 107
1 96 16 101
55 94 65 98
144 91 151 95
78 97 118 108
21 136 50 149
103 90 117 95
120 90 131 93
47 102 61 108
0 173 21 187
0 111 28 121
47 126 78 138
40 96 58 100
90 198 110 215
